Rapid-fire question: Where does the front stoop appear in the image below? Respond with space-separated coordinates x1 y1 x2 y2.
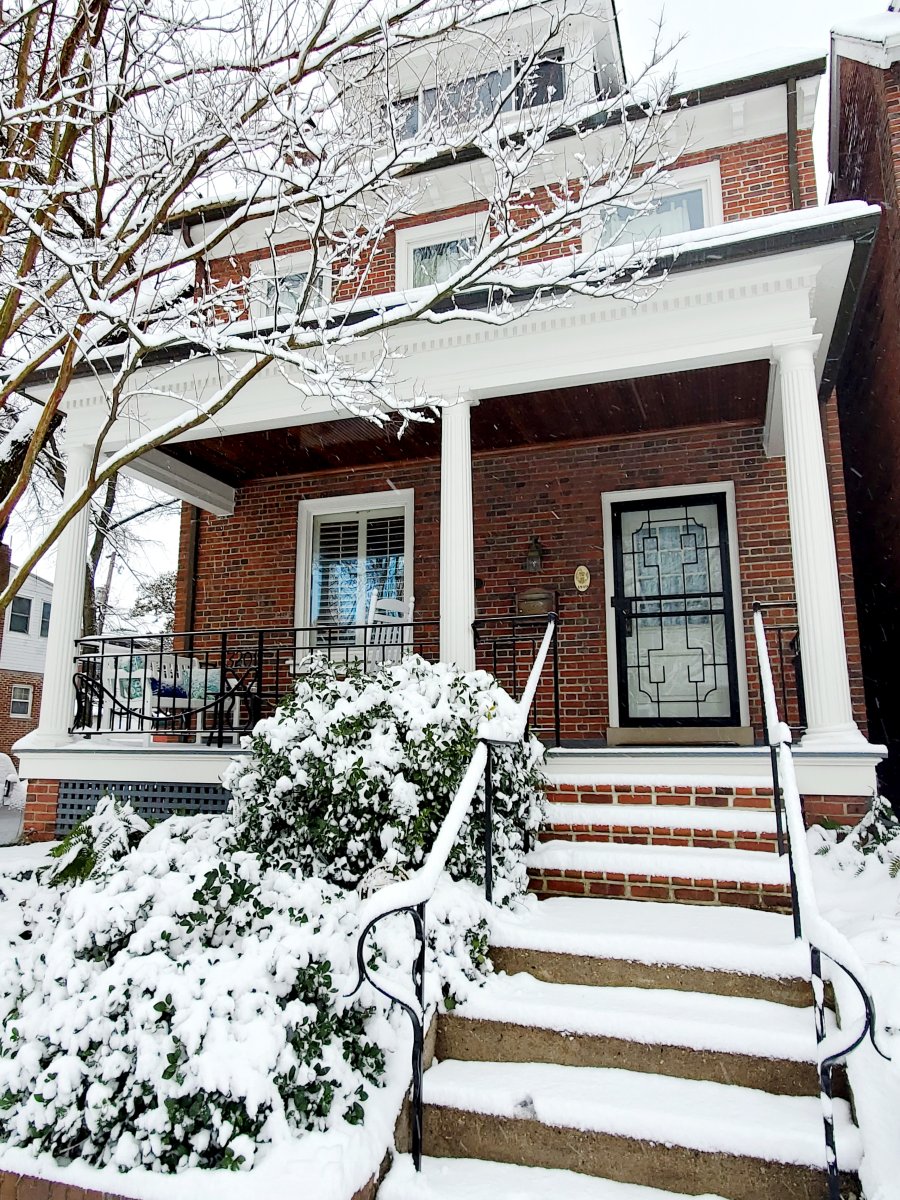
377 894 860 1200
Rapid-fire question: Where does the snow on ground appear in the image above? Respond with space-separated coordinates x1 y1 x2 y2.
809 817 900 1200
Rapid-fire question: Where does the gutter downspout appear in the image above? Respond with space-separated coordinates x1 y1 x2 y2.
786 76 801 208
183 505 200 631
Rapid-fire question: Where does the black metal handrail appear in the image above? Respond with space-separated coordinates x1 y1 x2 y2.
752 603 888 1200
347 612 558 1171
473 612 561 747
752 600 806 735
72 621 440 746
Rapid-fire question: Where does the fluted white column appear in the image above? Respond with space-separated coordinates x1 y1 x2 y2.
440 397 476 670
31 442 93 743
776 340 864 746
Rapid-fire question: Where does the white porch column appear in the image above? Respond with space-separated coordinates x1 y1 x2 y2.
775 340 863 746
32 442 93 742
440 397 476 670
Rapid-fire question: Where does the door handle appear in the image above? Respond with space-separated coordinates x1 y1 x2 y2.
611 595 634 637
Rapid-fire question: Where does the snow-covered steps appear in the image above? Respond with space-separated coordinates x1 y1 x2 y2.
490 897 811 1005
420 1059 861 1200
437 971 823 1096
380 1154 730 1200
527 839 792 910
542 803 779 853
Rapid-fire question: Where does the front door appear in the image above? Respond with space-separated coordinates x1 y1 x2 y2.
610 493 740 726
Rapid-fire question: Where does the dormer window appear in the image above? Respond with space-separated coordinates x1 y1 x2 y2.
394 49 565 139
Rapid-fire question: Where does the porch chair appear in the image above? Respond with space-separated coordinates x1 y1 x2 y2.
366 593 415 663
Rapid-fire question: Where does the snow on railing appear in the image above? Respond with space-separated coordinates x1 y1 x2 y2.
752 604 887 1200
347 611 558 1171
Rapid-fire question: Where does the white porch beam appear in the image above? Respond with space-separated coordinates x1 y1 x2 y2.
121 449 235 516
775 339 865 748
24 443 93 746
439 398 476 670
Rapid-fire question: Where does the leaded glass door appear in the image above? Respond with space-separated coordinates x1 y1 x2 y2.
611 494 740 726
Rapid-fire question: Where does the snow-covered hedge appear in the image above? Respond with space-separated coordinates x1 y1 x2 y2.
225 655 546 903
0 814 488 1173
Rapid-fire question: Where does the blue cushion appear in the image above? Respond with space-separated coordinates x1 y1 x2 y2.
149 678 187 699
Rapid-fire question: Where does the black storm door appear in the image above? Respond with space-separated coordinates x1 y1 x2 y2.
611 494 740 726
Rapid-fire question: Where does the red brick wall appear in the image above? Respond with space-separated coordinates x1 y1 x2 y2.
175 419 866 743
833 55 900 792
0 669 44 766
23 777 57 842
208 130 815 296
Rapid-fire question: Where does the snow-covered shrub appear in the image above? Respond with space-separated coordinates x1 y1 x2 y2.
0 815 490 1174
814 797 900 875
0 817 386 1171
45 792 150 886
225 655 546 903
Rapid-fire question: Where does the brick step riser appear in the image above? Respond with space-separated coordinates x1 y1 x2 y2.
546 785 775 811
489 946 815 1007
422 1107 850 1200
528 869 793 912
436 1014 827 1098
539 828 779 852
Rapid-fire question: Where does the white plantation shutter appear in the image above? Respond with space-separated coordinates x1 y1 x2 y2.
310 508 405 640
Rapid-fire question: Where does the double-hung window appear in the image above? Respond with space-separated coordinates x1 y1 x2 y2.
9 684 33 718
252 253 327 325
8 597 30 634
40 601 51 637
309 507 407 645
594 164 722 251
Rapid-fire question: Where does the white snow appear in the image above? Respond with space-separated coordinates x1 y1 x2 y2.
832 13 900 47
526 840 790 885
455 972 819 1062
809 817 900 1200
672 48 824 96
545 803 777 835
490 896 808 979
421 1059 861 1170
381 1154 729 1200
0 843 55 874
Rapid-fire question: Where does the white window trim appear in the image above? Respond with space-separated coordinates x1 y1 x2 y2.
601 480 750 731
294 488 415 629
584 160 723 255
8 597 31 636
395 213 488 292
248 249 331 323
9 683 33 719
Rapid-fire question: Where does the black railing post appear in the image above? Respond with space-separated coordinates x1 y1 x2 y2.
810 946 841 1200
551 613 561 747
483 742 494 904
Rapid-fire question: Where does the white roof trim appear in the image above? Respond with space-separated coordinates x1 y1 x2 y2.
832 15 900 69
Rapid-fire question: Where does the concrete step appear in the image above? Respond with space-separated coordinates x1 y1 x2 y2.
421 1059 860 1200
526 840 793 910
438 972 823 1096
544 781 776 812
380 1154 730 1200
542 802 779 852
489 897 812 1006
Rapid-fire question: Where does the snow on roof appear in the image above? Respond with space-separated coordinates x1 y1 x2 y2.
670 47 824 95
832 11 900 67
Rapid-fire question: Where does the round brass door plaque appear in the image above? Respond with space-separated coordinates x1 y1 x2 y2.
574 565 591 592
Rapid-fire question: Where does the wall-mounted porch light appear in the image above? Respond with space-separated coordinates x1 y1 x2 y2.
524 536 545 572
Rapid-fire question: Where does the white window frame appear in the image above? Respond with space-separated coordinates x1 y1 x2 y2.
8 596 31 635
585 161 723 255
9 683 33 719
395 213 488 292
295 489 415 631
601 479 750 731
248 249 330 323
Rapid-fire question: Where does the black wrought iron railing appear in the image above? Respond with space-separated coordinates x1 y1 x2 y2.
347 612 558 1171
473 612 561 747
752 604 887 1200
752 600 806 735
72 621 440 745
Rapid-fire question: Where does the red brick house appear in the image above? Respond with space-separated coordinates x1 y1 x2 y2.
829 12 900 801
17 2 885 850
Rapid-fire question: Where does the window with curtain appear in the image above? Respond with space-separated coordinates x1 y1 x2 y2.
411 235 476 288
309 509 405 643
260 266 326 322
599 189 706 248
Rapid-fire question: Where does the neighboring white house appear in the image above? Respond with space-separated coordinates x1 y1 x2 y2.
0 568 53 760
